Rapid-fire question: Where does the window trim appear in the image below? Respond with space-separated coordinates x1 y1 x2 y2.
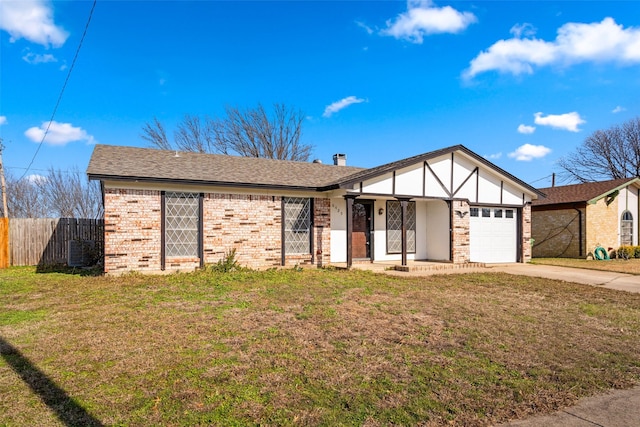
621 210 633 246
161 191 203 270
282 197 313 260
386 200 416 254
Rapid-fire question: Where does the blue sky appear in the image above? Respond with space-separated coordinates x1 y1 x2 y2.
1 0 639 187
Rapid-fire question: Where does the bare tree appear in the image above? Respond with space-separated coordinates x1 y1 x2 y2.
559 117 640 182
141 103 312 161
41 168 103 219
141 117 172 150
4 172 48 218
4 168 102 219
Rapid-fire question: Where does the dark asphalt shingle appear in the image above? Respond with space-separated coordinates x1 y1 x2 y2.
534 178 638 206
87 145 365 189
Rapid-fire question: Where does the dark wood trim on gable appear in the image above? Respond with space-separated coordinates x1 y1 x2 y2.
425 162 451 198
500 181 504 204
392 171 396 195
452 167 479 198
475 168 479 203
450 153 454 197
422 161 427 197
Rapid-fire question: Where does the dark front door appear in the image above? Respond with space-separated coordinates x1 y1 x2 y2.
352 201 373 259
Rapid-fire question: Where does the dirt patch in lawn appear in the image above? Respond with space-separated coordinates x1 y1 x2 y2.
1 267 639 426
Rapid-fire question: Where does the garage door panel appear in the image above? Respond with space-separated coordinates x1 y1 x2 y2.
470 207 517 263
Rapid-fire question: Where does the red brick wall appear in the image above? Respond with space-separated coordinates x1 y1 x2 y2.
451 200 470 263
203 193 282 269
104 188 162 273
104 188 331 273
522 203 532 262
314 198 331 267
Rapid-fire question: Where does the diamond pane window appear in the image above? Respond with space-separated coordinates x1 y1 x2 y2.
284 197 311 254
386 200 416 254
165 192 199 257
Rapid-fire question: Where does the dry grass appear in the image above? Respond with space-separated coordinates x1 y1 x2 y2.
1 266 639 426
532 257 640 275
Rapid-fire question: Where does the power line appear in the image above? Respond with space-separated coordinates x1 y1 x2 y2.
19 0 97 181
529 174 554 185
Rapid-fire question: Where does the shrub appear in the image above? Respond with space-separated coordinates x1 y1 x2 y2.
208 248 242 273
617 246 634 260
633 246 640 259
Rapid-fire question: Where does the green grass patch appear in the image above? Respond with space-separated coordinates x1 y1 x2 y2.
0 267 639 426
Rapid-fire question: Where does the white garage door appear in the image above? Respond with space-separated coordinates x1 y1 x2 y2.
469 207 517 263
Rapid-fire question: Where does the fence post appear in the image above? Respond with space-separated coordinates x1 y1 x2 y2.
0 218 8 269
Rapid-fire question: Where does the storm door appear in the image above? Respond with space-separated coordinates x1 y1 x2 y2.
352 200 373 259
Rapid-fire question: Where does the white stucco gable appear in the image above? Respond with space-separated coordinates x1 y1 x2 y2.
336 145 540 204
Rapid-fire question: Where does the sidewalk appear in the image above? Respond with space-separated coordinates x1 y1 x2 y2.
499 385 640 427
489 263 640 294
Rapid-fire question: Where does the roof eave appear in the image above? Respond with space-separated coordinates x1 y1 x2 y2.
88 174 326 192
586 177 640 204
331 144 544 198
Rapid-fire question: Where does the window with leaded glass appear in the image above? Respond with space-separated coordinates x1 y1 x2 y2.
386 200 416 254
165 192 200 257
283 197 311 254
621 211 633 246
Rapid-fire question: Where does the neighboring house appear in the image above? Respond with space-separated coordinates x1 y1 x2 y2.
87 144 541 274
532 177 640 258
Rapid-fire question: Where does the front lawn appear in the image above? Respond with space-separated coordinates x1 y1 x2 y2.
532 257 640 275
1 267 639 426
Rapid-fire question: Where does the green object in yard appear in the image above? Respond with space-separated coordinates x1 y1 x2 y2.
594 246 610 260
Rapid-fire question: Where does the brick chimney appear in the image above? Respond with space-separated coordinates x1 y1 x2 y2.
333 153 346 166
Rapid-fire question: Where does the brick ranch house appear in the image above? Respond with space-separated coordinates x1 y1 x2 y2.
87 144 541 274
532 177 640 258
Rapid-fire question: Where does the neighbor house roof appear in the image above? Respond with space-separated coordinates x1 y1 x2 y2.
87 145 365 190
533 177 640 207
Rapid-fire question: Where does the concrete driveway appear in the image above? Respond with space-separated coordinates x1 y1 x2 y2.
489 263 640 294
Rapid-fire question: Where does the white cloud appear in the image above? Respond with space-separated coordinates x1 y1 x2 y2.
323 96 366 118
534 112 585 132
612 106 626 113
465 17 640 78
0 116 7 126
0 0 68 47
356 20 374 35
508 144 551 161
24 121 96 146
485 152 502 160
510 23 537 38
381 0 477 43
517 124 536 134
26 174 47 184
22 51 57 64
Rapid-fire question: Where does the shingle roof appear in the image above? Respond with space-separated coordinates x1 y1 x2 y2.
533 177 640 206
87 145 365 190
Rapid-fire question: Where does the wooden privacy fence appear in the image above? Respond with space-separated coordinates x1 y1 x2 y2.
0 218 8 269
8 218 104 267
